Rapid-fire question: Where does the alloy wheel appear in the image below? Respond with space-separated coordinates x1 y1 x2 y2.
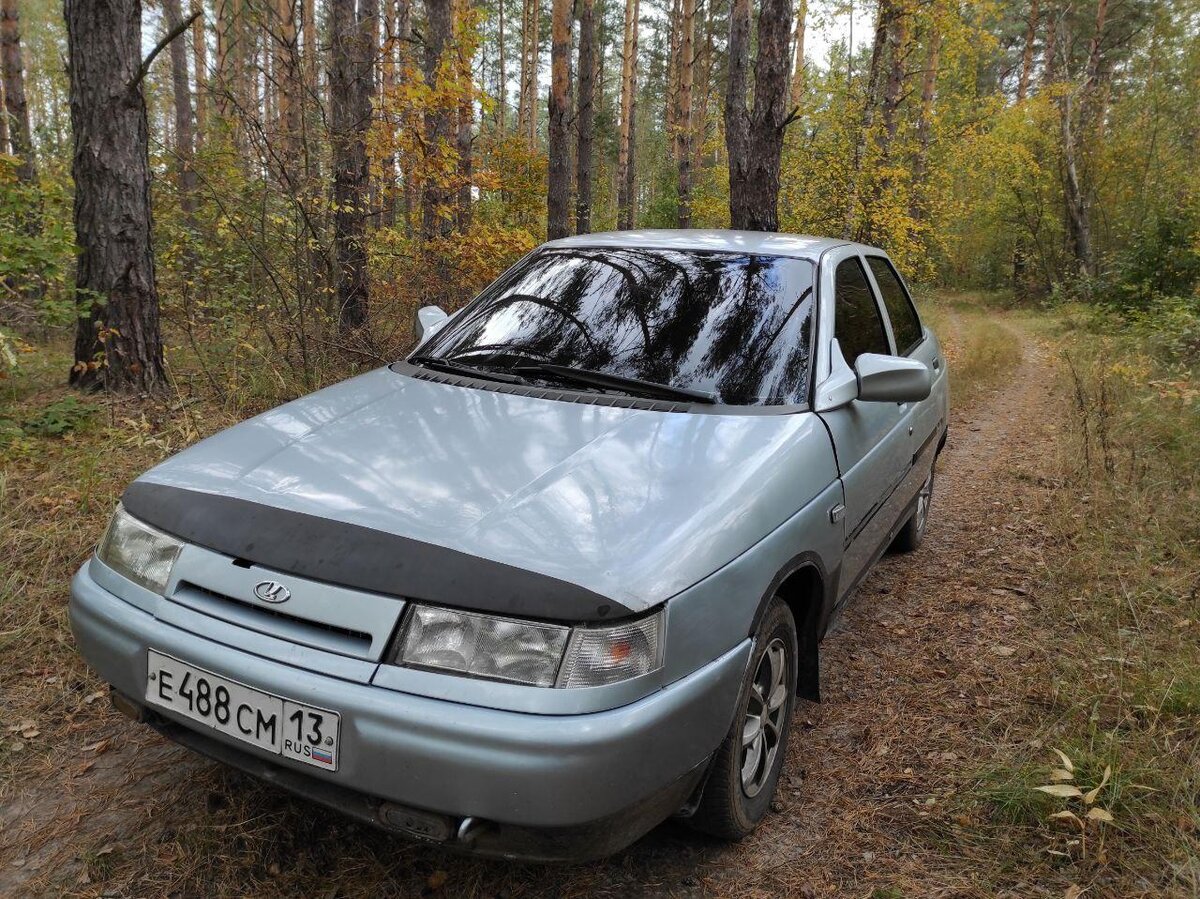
740 637 789 797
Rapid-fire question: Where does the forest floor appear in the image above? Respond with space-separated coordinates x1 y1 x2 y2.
0 296 1189 897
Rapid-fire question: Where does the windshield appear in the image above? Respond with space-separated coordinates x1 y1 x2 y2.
420 247 816 406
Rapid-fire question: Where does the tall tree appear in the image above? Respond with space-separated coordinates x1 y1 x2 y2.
616 0 639 229
65 0 168 393
0 74 8 154
163 0 198 217
518 0 539 144
192 5 208 138
330 0 375 328
546 0 571 237
454 0 473 231
909 27 941 220
0 0 36 188
497 0 506 131
1016 0 1039 101
421 0 455 238
676 0 695 226
788 0 806 110
724 0 792 230
574 0 595 232
842 0 893 237
273 0 301 167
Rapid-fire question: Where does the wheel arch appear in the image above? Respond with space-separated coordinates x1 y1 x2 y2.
748 553 832 703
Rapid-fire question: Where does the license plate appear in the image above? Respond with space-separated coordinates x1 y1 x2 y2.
145 650 341 771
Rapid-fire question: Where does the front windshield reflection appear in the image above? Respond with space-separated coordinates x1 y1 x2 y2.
424 248 816 406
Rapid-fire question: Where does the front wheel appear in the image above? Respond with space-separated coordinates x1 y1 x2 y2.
686 597 798 840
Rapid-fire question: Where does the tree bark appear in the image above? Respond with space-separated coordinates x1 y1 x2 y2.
788 0 806 111
909 28 941 220
303 0 317 89
574 0 594 232
455 0 473 231
192 6 207 138
1059 86 1092 277
546 0 571 238
725 0 792 231
0 73 8 154
396 0 413 235
616 0 639 229
65 0 168 394
0 0 36 187
842 0 891 238
518 0 539 144
421 0 455 239
1016 0 1038 101
497 0 506 130
164 0 198 219
273 0 301 167
330 0 374 328
676 0 694 226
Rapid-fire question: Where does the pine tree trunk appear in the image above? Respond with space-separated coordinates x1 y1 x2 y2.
453 0 473 232
65 0 168 394
1059 87 1092 277
842 0 891 238
1016 0 1038 101
574 0 594 232
909 28 941 221
518 0 539 144
546 0 571 238
163 0 198 219
788 0 806 110
616 0 639 229
381 0 397 227
330 0 373 328
726 0 791 231
0 75 8 154
421 0 454 239
396 0 413 236
273 0 300 169
497 0 506 130
192 7 207 140
216 0 233 117
0 0 36 188
676 0 694 227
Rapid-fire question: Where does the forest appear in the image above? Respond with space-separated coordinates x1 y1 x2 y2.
0 0 1198 895
0 0 1194 399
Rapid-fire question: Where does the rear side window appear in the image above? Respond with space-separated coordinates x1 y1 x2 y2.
867 256 923 354
834 257 891 365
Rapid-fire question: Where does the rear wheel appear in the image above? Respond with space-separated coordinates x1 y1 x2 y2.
892 465 935 553
687 597 798 840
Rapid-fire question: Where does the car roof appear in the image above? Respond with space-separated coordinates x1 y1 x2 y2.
541 229 877 261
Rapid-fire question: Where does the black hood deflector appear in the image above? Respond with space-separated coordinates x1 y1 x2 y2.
122 481 630 622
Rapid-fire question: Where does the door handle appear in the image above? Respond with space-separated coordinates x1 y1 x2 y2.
933 358 941 371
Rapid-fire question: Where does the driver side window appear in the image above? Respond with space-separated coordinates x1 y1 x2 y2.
834 257 891 365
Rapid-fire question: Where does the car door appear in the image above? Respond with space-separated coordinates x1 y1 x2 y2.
864 254 944 466
818 252 912 599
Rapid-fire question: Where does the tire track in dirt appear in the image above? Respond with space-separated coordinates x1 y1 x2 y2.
0 315 1064 898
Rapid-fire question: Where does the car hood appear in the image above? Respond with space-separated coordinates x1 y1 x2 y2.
129 368 838 615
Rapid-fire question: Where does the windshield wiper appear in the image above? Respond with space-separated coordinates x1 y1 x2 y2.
408 355 527 385
513 363 717 404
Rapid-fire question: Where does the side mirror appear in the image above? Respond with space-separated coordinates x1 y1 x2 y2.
414 305 449 343
854 353 932 403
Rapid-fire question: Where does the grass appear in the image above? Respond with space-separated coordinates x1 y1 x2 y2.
954 304 1200 892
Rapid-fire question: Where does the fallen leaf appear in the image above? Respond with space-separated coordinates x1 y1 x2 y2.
1086 807 1114 823
428 870 448 890
81 738 111 754
1036 784 1084 798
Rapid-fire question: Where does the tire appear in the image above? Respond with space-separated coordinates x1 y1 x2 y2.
687 597 799 840
892 464 935 553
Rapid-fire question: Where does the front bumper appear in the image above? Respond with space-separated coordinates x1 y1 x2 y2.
69 564 750 860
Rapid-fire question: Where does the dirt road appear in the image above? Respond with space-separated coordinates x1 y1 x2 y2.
0 317 1065 897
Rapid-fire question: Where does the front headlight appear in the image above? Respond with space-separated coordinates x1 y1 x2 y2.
96 503 183 595
392 606 665 688
396 605 570 687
